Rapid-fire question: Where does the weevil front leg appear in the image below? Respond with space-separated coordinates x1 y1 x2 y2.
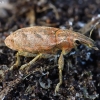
55 52 64 94
55 50 68 94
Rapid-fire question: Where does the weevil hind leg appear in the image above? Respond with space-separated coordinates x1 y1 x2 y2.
10 51 56 71
18 51 55 71
10 51 37 70
18 51 37 57
55 49 67 94
19 53 43 71
10 52 21 70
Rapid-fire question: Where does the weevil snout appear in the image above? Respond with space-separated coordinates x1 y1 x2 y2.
74 32 98 50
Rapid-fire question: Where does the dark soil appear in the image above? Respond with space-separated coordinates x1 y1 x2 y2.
0 0 100 100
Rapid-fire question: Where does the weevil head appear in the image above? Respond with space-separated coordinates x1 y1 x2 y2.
4 33 16 50
73 32 98 50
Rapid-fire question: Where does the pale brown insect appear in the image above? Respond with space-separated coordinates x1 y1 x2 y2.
4 26 98 94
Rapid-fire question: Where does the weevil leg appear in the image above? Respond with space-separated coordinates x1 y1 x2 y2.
19 53 43 71
55 49 69 94
10 51 37 70
18 51 37 57
55 50 65 94
10 52 21 70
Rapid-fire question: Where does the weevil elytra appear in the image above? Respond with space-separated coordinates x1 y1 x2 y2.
4 26 98 94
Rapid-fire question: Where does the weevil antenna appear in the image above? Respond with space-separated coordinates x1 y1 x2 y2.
89 19 100 38
89 28 94 38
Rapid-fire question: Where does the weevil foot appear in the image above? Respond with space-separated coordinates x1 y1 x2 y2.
55 81 61 95
19 63 30 71
10 64 19 70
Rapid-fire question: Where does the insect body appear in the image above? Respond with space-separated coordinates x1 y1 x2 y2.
4 26 97 94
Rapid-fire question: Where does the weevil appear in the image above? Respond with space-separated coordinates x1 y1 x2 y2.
4 26 98 94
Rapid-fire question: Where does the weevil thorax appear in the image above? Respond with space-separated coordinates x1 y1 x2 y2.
56 29 76 51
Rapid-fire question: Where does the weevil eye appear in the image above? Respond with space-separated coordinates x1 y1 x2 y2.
75 40 81 45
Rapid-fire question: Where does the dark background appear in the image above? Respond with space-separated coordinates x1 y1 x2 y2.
0 0 100 100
